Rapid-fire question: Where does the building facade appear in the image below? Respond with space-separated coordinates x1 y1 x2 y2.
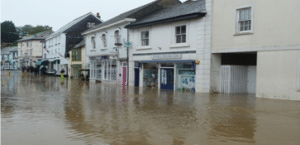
42 12 102 76
68 40 86 79
210 0 300 100
17 31 51 68
126 0 212 92
82 0 180 85
1 47 18 70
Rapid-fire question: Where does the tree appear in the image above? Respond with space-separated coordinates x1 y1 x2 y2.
28 25 52 35
1 21 19 45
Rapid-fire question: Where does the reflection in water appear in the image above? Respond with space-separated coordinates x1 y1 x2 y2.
1 71 300 145
207 94 257 143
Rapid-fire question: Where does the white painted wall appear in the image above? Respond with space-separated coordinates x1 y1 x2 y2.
212 0 300 52
256 50 300 101
128 0 213 93
247 66 256 94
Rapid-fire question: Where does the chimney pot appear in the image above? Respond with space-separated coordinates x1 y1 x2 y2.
97 12 101 19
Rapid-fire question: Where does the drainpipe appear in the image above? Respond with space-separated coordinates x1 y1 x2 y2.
127 29 129 87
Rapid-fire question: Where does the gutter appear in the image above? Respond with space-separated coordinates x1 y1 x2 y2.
125 12 206 29
82 18 136 35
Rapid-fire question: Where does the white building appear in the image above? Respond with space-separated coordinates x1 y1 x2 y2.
82 0 180 85
1 47 18 70
42 12 102 76
210 0 300 100
126 0 212 92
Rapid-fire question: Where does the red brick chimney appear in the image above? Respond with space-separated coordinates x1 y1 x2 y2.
97 12 101 19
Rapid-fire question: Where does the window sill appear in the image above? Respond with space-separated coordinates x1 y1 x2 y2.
90 50 96 52
234 32 253 36
100 48 108 50
136 46 151 50
170 43 190 48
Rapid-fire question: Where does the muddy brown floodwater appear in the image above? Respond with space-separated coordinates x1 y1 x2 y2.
1 71 300 145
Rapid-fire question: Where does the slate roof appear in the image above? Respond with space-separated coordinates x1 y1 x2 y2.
126 0 206 28
1 47 11 55
17 31 52 42
47 12 102 39
82 0 162 33
73 40 85 49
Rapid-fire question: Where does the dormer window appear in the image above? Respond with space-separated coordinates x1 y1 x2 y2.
91 36 96 49
87 22 96 28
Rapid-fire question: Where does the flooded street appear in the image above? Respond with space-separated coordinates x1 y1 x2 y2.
1 71 300 145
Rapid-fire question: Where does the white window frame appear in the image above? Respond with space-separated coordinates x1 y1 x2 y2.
175 25 186 44
170 21 190 48
114 30 121 44
234 5 254 35
136 27 152 50
91 36 96 49
101 33 107 48
141 31 149 46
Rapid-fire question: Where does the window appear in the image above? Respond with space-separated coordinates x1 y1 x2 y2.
20 50 22 56
27 42 29 47
55 49 57 54
102 34 107 48
44 54 46 59
30 42 32 47
91 36 96 49
30 49 32 56
175 25 186 43
114 30 120 43
236 6 253 33
141 31 149 46
72 49 81 61
87 22 95 28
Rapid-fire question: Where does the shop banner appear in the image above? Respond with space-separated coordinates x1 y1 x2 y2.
152 54 181 60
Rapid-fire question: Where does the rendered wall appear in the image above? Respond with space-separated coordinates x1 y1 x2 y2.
256 50 300 101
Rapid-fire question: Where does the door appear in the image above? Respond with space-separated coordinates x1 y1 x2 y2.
123 67 127 86
134 68 139 86
247 66 256 94
160 68 174 90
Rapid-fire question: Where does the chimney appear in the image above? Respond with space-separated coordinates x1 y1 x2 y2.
97 12 101 19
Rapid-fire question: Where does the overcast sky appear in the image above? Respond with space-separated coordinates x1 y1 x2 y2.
1 0 184 31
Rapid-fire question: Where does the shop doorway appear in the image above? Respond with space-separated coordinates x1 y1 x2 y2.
135 68 139 86
161 68 174 90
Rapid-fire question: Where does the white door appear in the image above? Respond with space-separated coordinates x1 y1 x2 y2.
247 66 257 94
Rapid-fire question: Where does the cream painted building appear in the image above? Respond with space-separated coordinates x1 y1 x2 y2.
68 40 86 79
210 0 300 100
17 31 52 68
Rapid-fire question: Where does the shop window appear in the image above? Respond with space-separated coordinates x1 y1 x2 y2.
177 63 195 92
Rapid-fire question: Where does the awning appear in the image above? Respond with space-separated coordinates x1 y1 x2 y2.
41 60 49 65
137 60 195 63
35 60 43 66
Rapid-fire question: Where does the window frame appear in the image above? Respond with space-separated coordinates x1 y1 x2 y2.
101 33 107 48
175 25 187 44
91 36 96 49
234 5 254 35
114 30 121 44
141 31 149 46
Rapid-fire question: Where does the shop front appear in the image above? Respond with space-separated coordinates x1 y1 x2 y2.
90 56 118 84
135 58 196 91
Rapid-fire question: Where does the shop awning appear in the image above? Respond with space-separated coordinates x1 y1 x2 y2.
137 60 195 63
41 60 49 65
35 60 43 66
